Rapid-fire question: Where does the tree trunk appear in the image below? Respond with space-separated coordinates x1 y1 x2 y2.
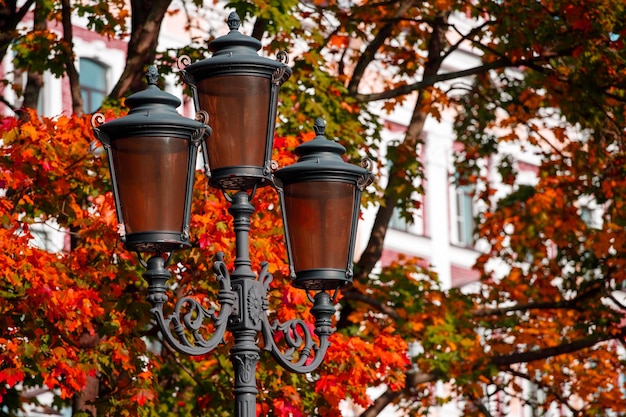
72 377 99 416
0 0 36 66
22 1 47 110
107 0 172 100
354 10 450 282
72 333 101 416
60 0 83 116
360 371 437 417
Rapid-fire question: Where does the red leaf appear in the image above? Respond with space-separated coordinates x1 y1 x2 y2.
131 388 155 406
0 368 25 387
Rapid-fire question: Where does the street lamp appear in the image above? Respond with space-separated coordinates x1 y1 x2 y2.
92 11 372 417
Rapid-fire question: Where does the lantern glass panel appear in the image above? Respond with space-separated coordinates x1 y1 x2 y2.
283 181 355 272
111 136 189 235
196 75 271 170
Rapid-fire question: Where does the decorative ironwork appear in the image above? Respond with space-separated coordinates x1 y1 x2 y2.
276 50 289 64
143 188 336 371
227 11 241 31
260 290 334 373
234 353 258 385
145 65 159 85
145 253 236 356
272 51 290 84
90 112 105 128
313 117 325 134
358 158 375 190
247 285 263 327
176 54 192 71
141 190 339 414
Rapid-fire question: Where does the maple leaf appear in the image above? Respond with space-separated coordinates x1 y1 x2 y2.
0 368 25 388
131 388 156 406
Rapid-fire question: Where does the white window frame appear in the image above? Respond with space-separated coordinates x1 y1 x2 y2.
453 184 475 247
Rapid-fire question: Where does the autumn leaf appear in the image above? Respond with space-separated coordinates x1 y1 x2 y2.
131 388 156 406
0 368 25 388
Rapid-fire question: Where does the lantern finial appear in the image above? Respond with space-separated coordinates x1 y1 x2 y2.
146 66 159 86
227 12 242 31
313 118 326 136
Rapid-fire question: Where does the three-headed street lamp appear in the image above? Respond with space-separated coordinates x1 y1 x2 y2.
92 11 372 416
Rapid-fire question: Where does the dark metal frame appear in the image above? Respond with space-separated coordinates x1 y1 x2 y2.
274 118 374 290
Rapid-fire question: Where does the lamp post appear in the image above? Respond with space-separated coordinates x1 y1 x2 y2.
92 11 372 417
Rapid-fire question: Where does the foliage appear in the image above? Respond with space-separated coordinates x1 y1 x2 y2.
0 109 151 414
2 0 626 417
3 0 129 79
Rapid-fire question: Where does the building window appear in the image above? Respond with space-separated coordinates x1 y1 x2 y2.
388 199 425 235
80 58 107 113
454 185 475 246
386 157 425 235
389 207 411 232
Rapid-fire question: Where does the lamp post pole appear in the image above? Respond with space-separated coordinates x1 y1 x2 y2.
92 11 373 417
227 191 264 416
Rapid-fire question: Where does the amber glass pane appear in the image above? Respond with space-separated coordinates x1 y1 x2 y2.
196 75 271 170
283 181 355 272
111 136 189 234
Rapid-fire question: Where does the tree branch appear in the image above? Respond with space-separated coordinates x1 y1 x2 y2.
0 95 17 113
355 59 513 103
342 287 400 320
251 16 267 41
360 370 437 417
0 0 36 65
22 1 47 110
467 392 495 417
347 0 417 96
472 280 605 317
506 368 581 415
108 0 172 101
358 328 624 417
492 326 626 366
443 19 496 62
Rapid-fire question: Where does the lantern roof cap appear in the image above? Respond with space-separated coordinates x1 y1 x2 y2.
294 118 347 158
209 12 262 55
274 118 373 188
181 11 291 85
125 66 182 109
92 66 207 140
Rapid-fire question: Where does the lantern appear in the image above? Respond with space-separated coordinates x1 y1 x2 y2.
274 118 373 290
179 11 291 191
92 66 209 253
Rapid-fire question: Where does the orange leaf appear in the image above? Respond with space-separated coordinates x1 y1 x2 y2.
0 368 25 387
131 388 155 406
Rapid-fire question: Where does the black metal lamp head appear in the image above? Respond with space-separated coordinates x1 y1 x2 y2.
178 11 292 191
274 118 374 291
92 66 210 254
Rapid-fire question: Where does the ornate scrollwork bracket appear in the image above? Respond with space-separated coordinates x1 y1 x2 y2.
144 253 236 356
259 290 335 373
143 187 335 376
358 158 375 190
